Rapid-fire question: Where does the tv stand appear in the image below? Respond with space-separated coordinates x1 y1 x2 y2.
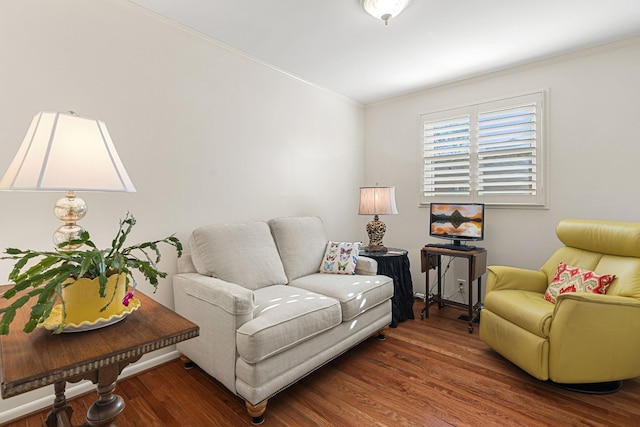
420 246 487 333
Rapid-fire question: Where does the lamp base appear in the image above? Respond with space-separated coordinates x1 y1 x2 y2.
366 215 387 252
53 191 87 249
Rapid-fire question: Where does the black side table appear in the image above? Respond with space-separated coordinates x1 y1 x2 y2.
360 248 414 327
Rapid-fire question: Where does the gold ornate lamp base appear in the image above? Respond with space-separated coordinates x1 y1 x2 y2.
366 214 388 252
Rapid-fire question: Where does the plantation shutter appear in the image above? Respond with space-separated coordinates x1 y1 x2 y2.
422 112 471 198
477 103 537 196
420 91 546 207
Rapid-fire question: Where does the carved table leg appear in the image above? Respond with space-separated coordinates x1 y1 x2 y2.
246 400 268 425
45 381 74 427
85 364 125 427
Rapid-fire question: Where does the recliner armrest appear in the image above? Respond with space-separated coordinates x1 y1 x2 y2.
355 255 378 276
549 292 640 382
486 265 548 294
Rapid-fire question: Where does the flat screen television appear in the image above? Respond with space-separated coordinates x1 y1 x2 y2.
429 202 485 248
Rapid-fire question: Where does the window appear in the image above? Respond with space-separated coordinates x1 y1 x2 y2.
420 91 547 207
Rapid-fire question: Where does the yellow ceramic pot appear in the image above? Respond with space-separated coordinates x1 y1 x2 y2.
61 273 129 325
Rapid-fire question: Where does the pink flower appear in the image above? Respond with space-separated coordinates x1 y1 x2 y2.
123 291 135 307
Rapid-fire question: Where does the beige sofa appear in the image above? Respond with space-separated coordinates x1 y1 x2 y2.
173 216 393 424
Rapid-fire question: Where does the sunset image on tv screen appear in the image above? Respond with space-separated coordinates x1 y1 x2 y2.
430 204 483 238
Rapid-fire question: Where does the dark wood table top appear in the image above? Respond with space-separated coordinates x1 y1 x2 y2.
360 247 408 258
0 288 199 399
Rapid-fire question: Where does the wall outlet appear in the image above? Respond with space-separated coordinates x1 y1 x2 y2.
457 279 465 292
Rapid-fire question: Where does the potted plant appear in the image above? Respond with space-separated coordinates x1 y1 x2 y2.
0 213 182 334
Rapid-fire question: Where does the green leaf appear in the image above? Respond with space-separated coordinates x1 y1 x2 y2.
25 256 60 277
3 280 31 297
23 319 40 333
3 247 28 256
98 274 108 297
2 288 17 300
0 308 16 334
7 252 39 281
79 254 92 277
0 295 30 335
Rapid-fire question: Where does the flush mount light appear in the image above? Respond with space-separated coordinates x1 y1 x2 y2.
361 0 411 26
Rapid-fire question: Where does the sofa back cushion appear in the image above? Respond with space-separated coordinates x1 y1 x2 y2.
189 221 287 290
268 216 328 282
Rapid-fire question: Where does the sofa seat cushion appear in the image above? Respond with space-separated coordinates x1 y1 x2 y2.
236 285 341 363
289 273 393 321
484 289 554 338
189 221 288 290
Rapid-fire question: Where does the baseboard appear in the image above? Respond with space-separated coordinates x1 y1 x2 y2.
0 349 180 424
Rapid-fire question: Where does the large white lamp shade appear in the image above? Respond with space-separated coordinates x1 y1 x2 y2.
0 111 135 192
0 111 136 247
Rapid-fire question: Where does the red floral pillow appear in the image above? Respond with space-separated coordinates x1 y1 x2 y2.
544 261 616 304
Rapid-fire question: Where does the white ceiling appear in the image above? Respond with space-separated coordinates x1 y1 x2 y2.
129 0 640 104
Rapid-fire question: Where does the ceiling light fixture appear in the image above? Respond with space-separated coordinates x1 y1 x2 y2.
361 0 411 26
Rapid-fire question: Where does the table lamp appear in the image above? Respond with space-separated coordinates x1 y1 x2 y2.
358 186 398 252
0 111 136 248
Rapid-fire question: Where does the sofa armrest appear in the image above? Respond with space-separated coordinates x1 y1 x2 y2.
177 254 197 273
549 292 640 382
173 272 255 394
174 272 255 317
486 265 548 294
355 255 378 276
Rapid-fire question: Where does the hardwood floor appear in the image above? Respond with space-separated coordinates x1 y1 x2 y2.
7 301 640 426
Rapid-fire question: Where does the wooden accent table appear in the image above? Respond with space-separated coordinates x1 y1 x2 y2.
420 246 487 333
0 289 199 426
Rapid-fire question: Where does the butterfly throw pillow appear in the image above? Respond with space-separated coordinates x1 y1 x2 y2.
320 241 361 275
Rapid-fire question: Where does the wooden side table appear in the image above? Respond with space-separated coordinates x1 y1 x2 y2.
360 248 414 327
420 246 487 333
0 289 199 426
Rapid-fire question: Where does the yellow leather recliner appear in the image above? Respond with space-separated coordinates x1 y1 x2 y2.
479 219 640 390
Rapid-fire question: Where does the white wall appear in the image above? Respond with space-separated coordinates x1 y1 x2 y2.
364 37 640 297
0 0 365 419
